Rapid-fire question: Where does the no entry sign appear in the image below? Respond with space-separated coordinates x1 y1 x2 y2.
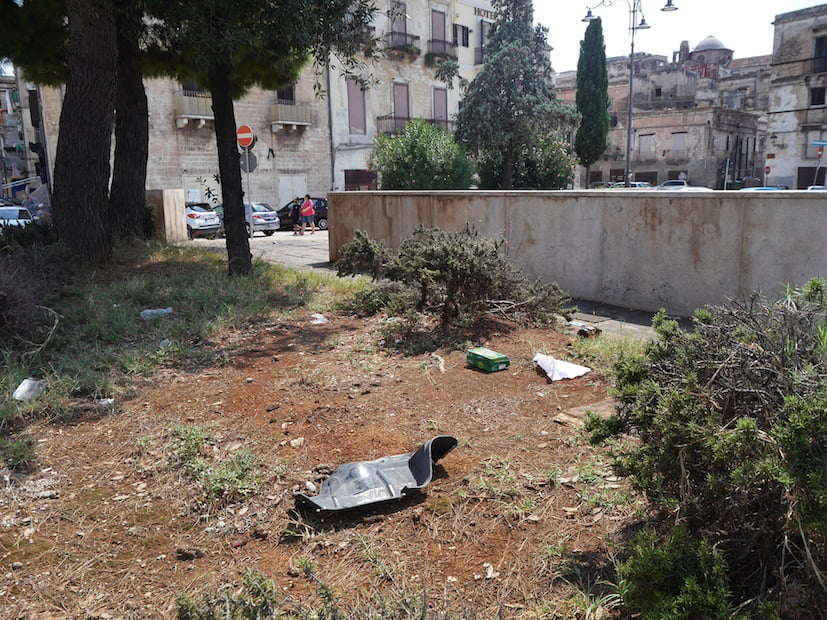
237 124 255 149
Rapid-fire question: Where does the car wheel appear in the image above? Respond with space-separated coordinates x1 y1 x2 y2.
317 218 328 231
263 230 275 236
246 224 252 236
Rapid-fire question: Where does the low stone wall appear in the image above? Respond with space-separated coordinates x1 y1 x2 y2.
328 190 827 316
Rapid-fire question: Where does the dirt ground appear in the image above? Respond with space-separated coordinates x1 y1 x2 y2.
0 314 642 618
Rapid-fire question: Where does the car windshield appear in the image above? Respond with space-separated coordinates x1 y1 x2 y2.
251 203 272 212
0 207 31 219
187 205 211 213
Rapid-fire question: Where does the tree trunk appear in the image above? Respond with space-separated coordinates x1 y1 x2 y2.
109 3 149 240
208 52 252 277
52 0 117 265
502 143 514 190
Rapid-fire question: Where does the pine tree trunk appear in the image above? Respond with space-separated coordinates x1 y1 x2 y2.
52 0 117 265
502 143 514 189
109 4 149 240
208 53 252 277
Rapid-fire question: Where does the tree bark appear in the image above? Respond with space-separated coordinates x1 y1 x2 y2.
52 0 117 265
502 143 514 190
208 51 252 276
109 2 149 240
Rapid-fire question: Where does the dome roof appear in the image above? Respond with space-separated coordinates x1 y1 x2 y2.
694 35 730 52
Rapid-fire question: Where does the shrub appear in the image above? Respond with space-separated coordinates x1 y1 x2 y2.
590 281 827 614
478 135 576 189
335 226 570 330
368 118 474 190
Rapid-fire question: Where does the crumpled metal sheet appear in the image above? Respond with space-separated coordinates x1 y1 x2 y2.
295 435 458 512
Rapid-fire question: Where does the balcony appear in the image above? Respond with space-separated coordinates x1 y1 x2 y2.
377 114 455 135
270 100 312 133
174 91 213 129
377 113 409 135
387 31 421 58
427 39 457 60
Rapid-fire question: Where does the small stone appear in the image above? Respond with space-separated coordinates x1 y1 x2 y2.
175 547 204 561
287 566 301 577
289 437 305 448
11 562 23 570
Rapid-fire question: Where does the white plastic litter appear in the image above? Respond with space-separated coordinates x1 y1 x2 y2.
532 353 591 382
13 378 46 402
310 313 329 325
140 307 173 320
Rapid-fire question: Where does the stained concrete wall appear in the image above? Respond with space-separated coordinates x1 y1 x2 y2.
328 190 827 316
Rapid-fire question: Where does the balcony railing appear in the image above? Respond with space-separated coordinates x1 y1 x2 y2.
387 31 421 54
377 114 455 135
377 114 409 135
427 39 457 60
269 100 312 132
174 90 213 128
475 46 486 65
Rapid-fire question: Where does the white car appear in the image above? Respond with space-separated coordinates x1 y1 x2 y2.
185 202 222 239
0 205 34 228
655 180 688 190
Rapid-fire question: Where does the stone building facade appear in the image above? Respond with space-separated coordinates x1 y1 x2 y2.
556 35 771 189
766 3 827 189
24 0 493 207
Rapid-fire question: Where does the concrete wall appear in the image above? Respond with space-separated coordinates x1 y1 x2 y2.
328 190 827 316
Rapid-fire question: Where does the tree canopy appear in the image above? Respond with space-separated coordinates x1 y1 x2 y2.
455 0 576 189
574 18 610 183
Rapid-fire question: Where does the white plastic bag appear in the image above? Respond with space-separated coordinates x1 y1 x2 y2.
532 353 591 381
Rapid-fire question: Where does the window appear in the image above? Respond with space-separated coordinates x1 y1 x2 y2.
811 86 826 107
639 134 655 159
390 1 407 48
671 132 687 159
433 87 448 125
453 24 469 47
277 85 295 103
815 36 827 73
346 78 366 135
805 126 825 158
654 87 662 98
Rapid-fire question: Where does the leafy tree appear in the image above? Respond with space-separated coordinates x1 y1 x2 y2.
574 18 610 185
455 0 576 189
368 119 474 190
148 0 377 276
477 135 576 189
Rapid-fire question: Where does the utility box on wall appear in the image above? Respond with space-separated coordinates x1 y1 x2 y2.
146 188 187 243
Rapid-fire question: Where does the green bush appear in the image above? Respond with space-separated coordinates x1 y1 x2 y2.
478 135 576 189
367 118 474 190
590 281 827 614
615 526 745 620
335 226 569 330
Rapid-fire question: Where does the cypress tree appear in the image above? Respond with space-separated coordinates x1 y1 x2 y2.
574 18 610 187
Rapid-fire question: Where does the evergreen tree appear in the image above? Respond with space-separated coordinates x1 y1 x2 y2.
574 18 610 186
455 0 576 189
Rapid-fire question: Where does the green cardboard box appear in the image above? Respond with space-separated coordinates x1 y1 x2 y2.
466 347 510 373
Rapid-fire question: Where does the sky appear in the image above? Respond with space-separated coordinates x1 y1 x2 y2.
535 0 822 74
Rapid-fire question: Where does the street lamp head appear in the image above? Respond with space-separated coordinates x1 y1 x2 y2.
582 8 597 22
636 17 650 30
661 0 678 11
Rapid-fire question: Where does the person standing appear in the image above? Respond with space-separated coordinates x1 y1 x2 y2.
300 194 315 235
290 197 301 235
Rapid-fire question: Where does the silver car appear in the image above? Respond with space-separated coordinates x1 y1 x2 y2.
185 202 221 239
0 205 34 228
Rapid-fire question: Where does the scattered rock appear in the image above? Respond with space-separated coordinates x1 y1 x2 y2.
32 490 60 500
11 561 23 570
175 547 204 561
287 566 301 577
289 437 305 448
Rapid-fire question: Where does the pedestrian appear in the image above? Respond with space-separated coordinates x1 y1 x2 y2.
300 194 315 235
290 197 301 235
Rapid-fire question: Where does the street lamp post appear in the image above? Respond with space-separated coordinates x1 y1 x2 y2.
583 0 678 187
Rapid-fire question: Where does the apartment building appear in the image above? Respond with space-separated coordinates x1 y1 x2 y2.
556 36 771 189
21 0 493 208
766 3 827 188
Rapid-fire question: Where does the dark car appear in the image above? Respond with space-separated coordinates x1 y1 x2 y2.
277 197 328 231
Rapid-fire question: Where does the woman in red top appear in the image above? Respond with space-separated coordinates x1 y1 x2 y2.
299 194 315 235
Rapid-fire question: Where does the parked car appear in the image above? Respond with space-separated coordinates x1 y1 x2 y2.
655 179 688 190
277 197 328 231
213 202 280 236
806 185 827 190
609 181 653 189
738 186 786 191
185 202 221 239
0 205 34 228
